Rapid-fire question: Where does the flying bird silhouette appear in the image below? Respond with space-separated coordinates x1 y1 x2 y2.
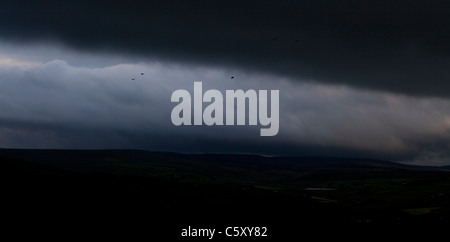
141 73 144 75
231 76 234 79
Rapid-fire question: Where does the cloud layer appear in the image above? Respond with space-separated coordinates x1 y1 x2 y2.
0 44 449 165
1 1 450 96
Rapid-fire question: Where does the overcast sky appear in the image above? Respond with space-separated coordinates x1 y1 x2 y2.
0 0 449 165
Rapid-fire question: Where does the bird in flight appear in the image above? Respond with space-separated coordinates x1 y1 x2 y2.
231 76 234 79
141 73 144 75
272 37 278 41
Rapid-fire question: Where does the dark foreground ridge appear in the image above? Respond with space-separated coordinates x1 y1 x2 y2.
1 149 449 240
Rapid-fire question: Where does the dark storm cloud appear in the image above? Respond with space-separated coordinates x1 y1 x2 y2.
1 0 450 96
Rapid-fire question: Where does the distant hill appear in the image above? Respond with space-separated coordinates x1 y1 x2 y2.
0 148 440 183
0 148 439 171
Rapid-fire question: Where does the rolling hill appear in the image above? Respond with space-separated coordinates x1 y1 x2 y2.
1 149 449 240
